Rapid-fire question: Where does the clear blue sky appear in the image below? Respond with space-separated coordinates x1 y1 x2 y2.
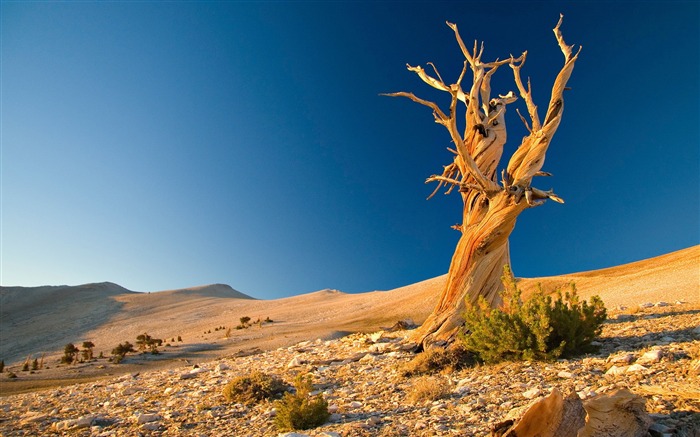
2 2 698 298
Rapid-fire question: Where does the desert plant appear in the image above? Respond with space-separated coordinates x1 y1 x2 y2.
0 360 4 373
61 343 79 364
407 375 451 403
111 341 136 363
177 336 182 342
136 333 162 354
460 266 607 363
31 359 39 371
81 341 95 361
222 371 288 405
224 327 232 338
274 374 330 431
22 362 29 372
401 345 476 377
240 316 251 326
265 316 273 323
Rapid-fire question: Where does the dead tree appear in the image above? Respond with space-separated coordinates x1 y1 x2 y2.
386 16 580 348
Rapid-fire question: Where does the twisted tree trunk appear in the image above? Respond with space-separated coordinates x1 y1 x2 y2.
386 16 580 348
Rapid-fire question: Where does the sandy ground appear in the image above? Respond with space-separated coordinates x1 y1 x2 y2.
1 245 697 395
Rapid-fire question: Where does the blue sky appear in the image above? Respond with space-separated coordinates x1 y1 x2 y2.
2 2 698 298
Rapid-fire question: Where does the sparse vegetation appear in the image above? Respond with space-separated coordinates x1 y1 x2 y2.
407 375 451 403
273 374 330 431
31 359 39 371
81 341 95 361
111 341 136 363
460 266 607 363
61 343 79 364
222 371 288 405
401 345 476 377
136 333 163 354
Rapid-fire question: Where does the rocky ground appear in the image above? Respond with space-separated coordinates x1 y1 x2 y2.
1 302 699 437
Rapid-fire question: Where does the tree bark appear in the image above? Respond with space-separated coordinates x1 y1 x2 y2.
387 16 580 348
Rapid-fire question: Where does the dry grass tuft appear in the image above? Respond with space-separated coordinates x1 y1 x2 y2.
407 375 451 404
400 345 476 377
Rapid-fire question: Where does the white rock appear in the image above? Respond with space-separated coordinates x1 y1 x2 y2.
52 419 78 431
639 302 654 308
136 413 161 424
557 371 573 378
215 363 230 372
278 433 310 437
141 422 161 431
369 331 385 343
522 387 541 399
609 353 635 364
163 387 174 395
287 356 306 368
20 412 48 424
606 365 628 375
626 363 648 373
189 367 208 374
348 401 363 409
320 433 342 437
655 301 670 307
328 404 339 413
638 349 663 364
75 414 100 428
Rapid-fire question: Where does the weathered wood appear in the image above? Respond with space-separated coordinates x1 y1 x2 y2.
387 16 580 347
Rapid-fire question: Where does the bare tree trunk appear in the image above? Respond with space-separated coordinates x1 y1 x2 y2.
413 192 526 346
386 16 580 349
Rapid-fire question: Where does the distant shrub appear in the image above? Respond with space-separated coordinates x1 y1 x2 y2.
31 359 38 371
136 333 162 354
111 341 136 363
274 374 330 431
407 375 451 403
0 360 4 373
81 341 95 361
265 316 273 323
401 345 476 377
222 371 288 405
61 343 79 364
460 266 607 364
177 336 182 342
22 362 29 372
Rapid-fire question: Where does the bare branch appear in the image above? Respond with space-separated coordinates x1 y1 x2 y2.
509 52 541 131
506 16 580 187
446 21 475 66
382 92 448 123
531 186 564 203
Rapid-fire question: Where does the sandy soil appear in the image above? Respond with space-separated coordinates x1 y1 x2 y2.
1 245 697 396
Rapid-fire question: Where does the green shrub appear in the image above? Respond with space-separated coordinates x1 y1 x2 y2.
460 266 607 363
274 374 330 431
111 341 136 363
222 371 288 405
61 343 79 364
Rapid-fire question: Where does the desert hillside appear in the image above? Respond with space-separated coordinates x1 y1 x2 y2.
1 245 697 368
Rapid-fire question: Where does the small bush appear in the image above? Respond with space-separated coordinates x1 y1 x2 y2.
112 341 136 363
401 345 476 377
274 374 330 431
222 371 288 405
61 343 79 364
407 375 451 403
460 266 607 364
